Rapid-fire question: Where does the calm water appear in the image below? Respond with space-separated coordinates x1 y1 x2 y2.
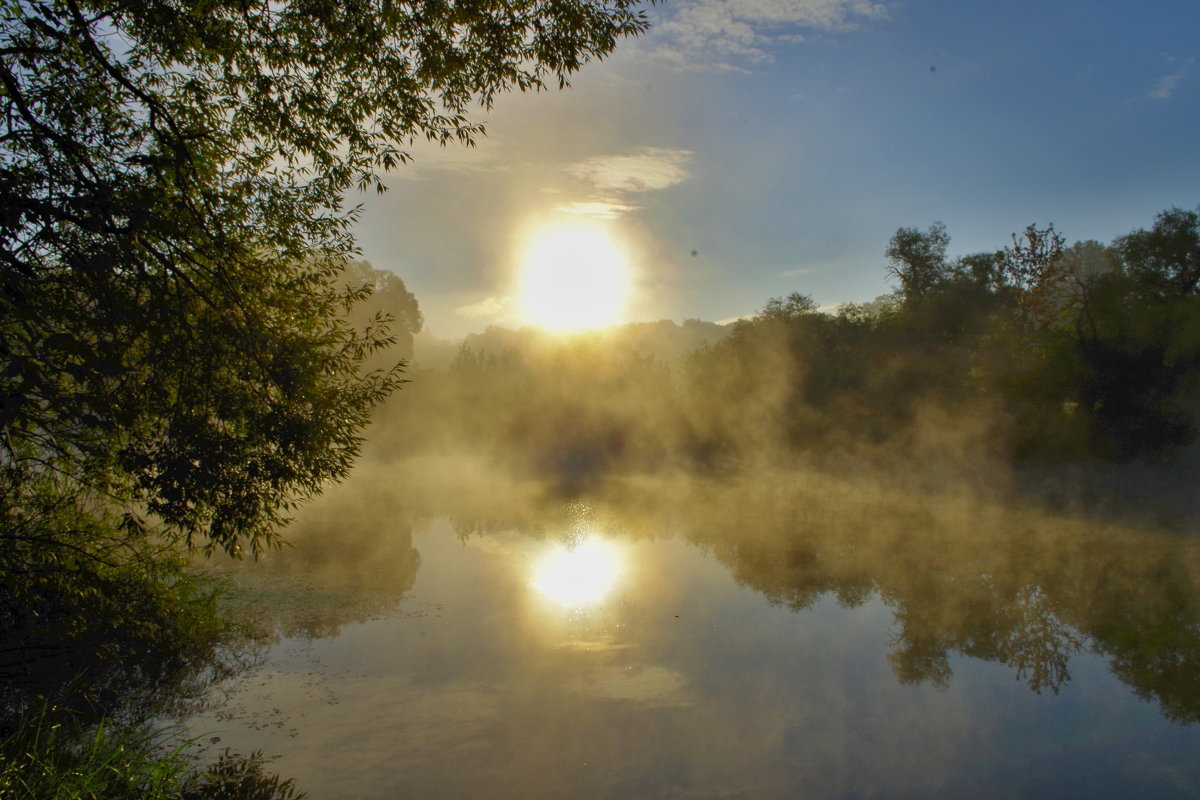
186 461 1200 799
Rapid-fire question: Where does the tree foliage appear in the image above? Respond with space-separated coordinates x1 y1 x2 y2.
1067 208 1200 458
885 222 950 304
343 260 423 359
671 206 1200 464
997 223 1067 330
0 0 648 557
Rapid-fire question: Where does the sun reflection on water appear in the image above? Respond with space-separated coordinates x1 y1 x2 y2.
532 537 624 608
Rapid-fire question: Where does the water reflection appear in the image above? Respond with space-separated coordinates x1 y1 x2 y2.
532 537 625 608
662 471 1200 723
221 461 1200 722
213 480 422 641
192 460 1200 798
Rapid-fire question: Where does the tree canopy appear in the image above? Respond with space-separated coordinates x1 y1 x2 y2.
0 0 649 557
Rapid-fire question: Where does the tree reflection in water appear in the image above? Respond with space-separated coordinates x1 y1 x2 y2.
658 471 1200 723
217 481 422 642
224 459 1200 726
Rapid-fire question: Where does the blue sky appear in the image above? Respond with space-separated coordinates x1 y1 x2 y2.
350 0 1199 338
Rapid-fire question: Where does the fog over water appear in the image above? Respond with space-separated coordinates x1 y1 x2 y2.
190 239 1200 797
6 3 1198 796
189 449 1200 799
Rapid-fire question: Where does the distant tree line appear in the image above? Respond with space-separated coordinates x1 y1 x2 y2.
379 205 1200 475
689 206 1200 464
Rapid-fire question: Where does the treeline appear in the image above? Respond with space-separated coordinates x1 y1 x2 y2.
375 205 1200 475
691 205 1200 464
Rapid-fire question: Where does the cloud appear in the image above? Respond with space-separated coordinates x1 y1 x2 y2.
779 266 819 277
569 147 694 193
574 665 690 707
716 314 756 325
555 199 642 219
455 295 512 318
554 147 693 219
1149 56 1193 99
648 0 889 68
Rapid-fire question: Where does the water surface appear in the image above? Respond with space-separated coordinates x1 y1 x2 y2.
188 463 1200 798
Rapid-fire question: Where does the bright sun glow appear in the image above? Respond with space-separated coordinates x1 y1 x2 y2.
532 538 624 608
516 220 631 332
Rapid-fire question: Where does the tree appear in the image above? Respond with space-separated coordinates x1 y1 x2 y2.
343 260 424 365
1113 206 1200 299
759 291 819 322
885 222 950 305
952 251 1004 290
0 0 649 558
1067 209 1200 458
998 223 1067 329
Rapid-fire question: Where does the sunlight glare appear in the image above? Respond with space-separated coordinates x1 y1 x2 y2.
517 220 631 332
532 538 624 608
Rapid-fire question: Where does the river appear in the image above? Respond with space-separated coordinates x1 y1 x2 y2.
183 459 1200 799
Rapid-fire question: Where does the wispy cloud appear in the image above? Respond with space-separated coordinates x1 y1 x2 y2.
569 147 694 193
555 199 643 219
716 314 755 325
455 295 512 319
779 266 819 277
556 147 694 219
648 0 889 69
1149 56 1193 99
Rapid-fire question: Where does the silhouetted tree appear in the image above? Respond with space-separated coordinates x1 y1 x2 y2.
1114 206 1200 299
343 260 423 369
1067 208 1200 458
886 222 950 305
998 224 1067 330
952 251 1005 290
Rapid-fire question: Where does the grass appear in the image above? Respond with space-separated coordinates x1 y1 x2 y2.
0 710 195 800
0 707 305 800
0 496 305 798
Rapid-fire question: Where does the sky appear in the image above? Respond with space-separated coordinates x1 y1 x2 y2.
349 0 1200 339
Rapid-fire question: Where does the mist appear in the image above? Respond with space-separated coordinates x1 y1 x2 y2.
9 1 1198 796
181 208 1200 798
191 433 1200 798
365 214 1200 517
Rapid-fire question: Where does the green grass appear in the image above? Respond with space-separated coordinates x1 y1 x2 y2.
0 711 195 800
0 495 304 798
0 708 305 800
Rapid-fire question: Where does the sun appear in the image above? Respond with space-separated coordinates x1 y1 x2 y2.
516 219 632 332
